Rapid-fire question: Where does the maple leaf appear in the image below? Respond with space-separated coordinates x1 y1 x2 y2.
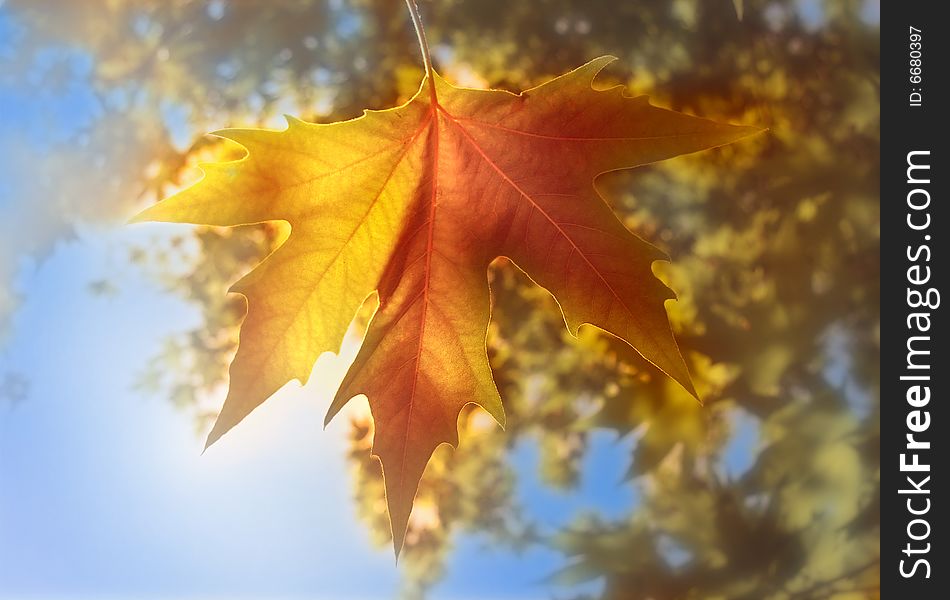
133 7 758 554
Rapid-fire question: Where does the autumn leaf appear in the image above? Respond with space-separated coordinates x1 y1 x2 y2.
133 10 757 553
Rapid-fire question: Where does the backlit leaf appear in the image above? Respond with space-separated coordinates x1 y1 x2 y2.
134 56 757 553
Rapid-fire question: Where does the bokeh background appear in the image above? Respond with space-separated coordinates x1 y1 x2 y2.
0 1 880 599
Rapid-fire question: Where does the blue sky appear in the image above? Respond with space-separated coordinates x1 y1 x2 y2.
0 221 633 599
0 197 613 599
0 5 771 599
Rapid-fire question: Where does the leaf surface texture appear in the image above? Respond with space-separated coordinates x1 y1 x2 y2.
134 57 757 552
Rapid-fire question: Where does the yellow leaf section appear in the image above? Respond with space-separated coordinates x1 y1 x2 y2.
133 98 433 447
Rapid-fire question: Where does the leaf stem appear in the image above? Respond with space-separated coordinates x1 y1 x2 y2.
405 0 437 102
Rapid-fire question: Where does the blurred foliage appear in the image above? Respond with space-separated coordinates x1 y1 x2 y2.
2 0 879 598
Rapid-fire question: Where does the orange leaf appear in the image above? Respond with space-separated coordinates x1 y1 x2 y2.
133 56 759 554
